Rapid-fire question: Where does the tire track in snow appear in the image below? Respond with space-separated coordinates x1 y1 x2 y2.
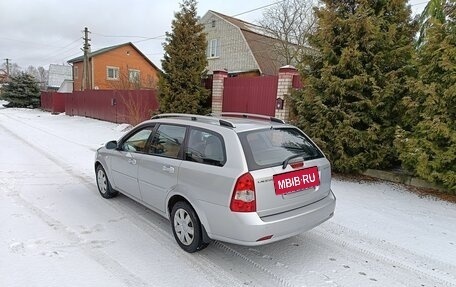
212 241 296 287
0 112 302 287
0 124 150 287
105 198 247 287
3 188 150 287
0 122 244 287
108 197 296 287
307 222 456 287
7 111 454 287
321 221 456 283
1 112 99 152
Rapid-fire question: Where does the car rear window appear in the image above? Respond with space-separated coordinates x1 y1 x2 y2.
184 128 226 167
238 128 324 171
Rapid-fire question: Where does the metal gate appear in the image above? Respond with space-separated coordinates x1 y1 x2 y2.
222 76 278 116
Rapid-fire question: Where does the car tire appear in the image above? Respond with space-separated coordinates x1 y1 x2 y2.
96 165 118 199
171 201 208 253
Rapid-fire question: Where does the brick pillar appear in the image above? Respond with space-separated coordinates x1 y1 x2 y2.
275 65 299 121
211 70 228 114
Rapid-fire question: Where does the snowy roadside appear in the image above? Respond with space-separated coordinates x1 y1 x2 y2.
1 107 455 287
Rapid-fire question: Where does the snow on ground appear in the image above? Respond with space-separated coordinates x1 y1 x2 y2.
1 106 455 287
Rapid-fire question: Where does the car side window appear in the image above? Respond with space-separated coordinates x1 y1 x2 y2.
149 124 186 159
185 128 225 166
121 127 154 153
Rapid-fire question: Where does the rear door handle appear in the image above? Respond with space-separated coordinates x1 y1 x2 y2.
162 166 175 173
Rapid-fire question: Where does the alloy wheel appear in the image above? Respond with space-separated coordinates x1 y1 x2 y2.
97 169 107 194
173 208 194 246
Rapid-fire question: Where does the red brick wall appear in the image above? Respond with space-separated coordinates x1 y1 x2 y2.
72 44 159 91
92 45 159 90
72 62 84 91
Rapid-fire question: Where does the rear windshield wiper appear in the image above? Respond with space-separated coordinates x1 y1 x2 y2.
282 145 303 151
282 153 307 169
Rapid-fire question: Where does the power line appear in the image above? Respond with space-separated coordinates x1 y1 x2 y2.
133 35 166 44
232 0 285 17
3 2 289 69
90 2 284 44
92 32 151 39
38 38 82 62
92 31 166 43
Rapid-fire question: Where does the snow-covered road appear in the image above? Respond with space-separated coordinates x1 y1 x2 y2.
1 106 455 287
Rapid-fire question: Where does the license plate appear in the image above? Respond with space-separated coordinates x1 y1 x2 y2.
273 166 320 195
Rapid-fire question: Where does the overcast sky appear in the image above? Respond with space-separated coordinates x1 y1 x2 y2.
0 0 427 71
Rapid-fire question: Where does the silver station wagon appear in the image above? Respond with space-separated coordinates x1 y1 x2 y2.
95 113 336 252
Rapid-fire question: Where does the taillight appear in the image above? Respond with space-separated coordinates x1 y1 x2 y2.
230 172 256 212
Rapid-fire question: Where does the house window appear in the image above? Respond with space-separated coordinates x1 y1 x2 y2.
107 66 119 80
129 69 140 83
211 20 216 28
73 66 78 79
207 39 219 58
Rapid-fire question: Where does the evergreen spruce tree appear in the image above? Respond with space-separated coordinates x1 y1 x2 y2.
158 0 209 114
2 72 40 108
395 1 456 191
291 0 417 172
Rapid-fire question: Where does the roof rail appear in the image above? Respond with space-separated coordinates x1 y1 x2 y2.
151 113 207 121
151 113 236 128
216 112 285 124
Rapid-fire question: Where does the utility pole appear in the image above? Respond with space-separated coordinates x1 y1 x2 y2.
81 27 91 90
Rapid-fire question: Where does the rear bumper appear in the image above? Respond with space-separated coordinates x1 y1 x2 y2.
203 190 336 246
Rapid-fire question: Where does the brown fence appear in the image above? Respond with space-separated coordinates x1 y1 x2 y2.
41 92 66 113
65 90 159 125
222 76 278 116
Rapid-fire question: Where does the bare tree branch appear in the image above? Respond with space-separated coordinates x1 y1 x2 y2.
258 0 318 65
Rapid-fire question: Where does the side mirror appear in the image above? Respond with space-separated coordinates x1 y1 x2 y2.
105 140 118 150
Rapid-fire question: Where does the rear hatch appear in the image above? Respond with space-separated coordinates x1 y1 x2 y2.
238 127 331 218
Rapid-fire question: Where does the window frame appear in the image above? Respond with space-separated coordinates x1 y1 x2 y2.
106 66 120 80
148 123 188 160
183 127 226 167
119 124 156 154
73 66 78 80
128 69 140 83
207 38 219 58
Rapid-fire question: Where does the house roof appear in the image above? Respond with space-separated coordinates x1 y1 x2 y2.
68 42 160 72
47 64 72 88
208 10 286 75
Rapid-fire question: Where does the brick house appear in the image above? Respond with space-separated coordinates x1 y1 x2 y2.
68 42 160 91
200 10 291 77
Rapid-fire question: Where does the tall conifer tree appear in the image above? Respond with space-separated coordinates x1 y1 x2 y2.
291 0 417 172
158 0 209 114
396 1 455 191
